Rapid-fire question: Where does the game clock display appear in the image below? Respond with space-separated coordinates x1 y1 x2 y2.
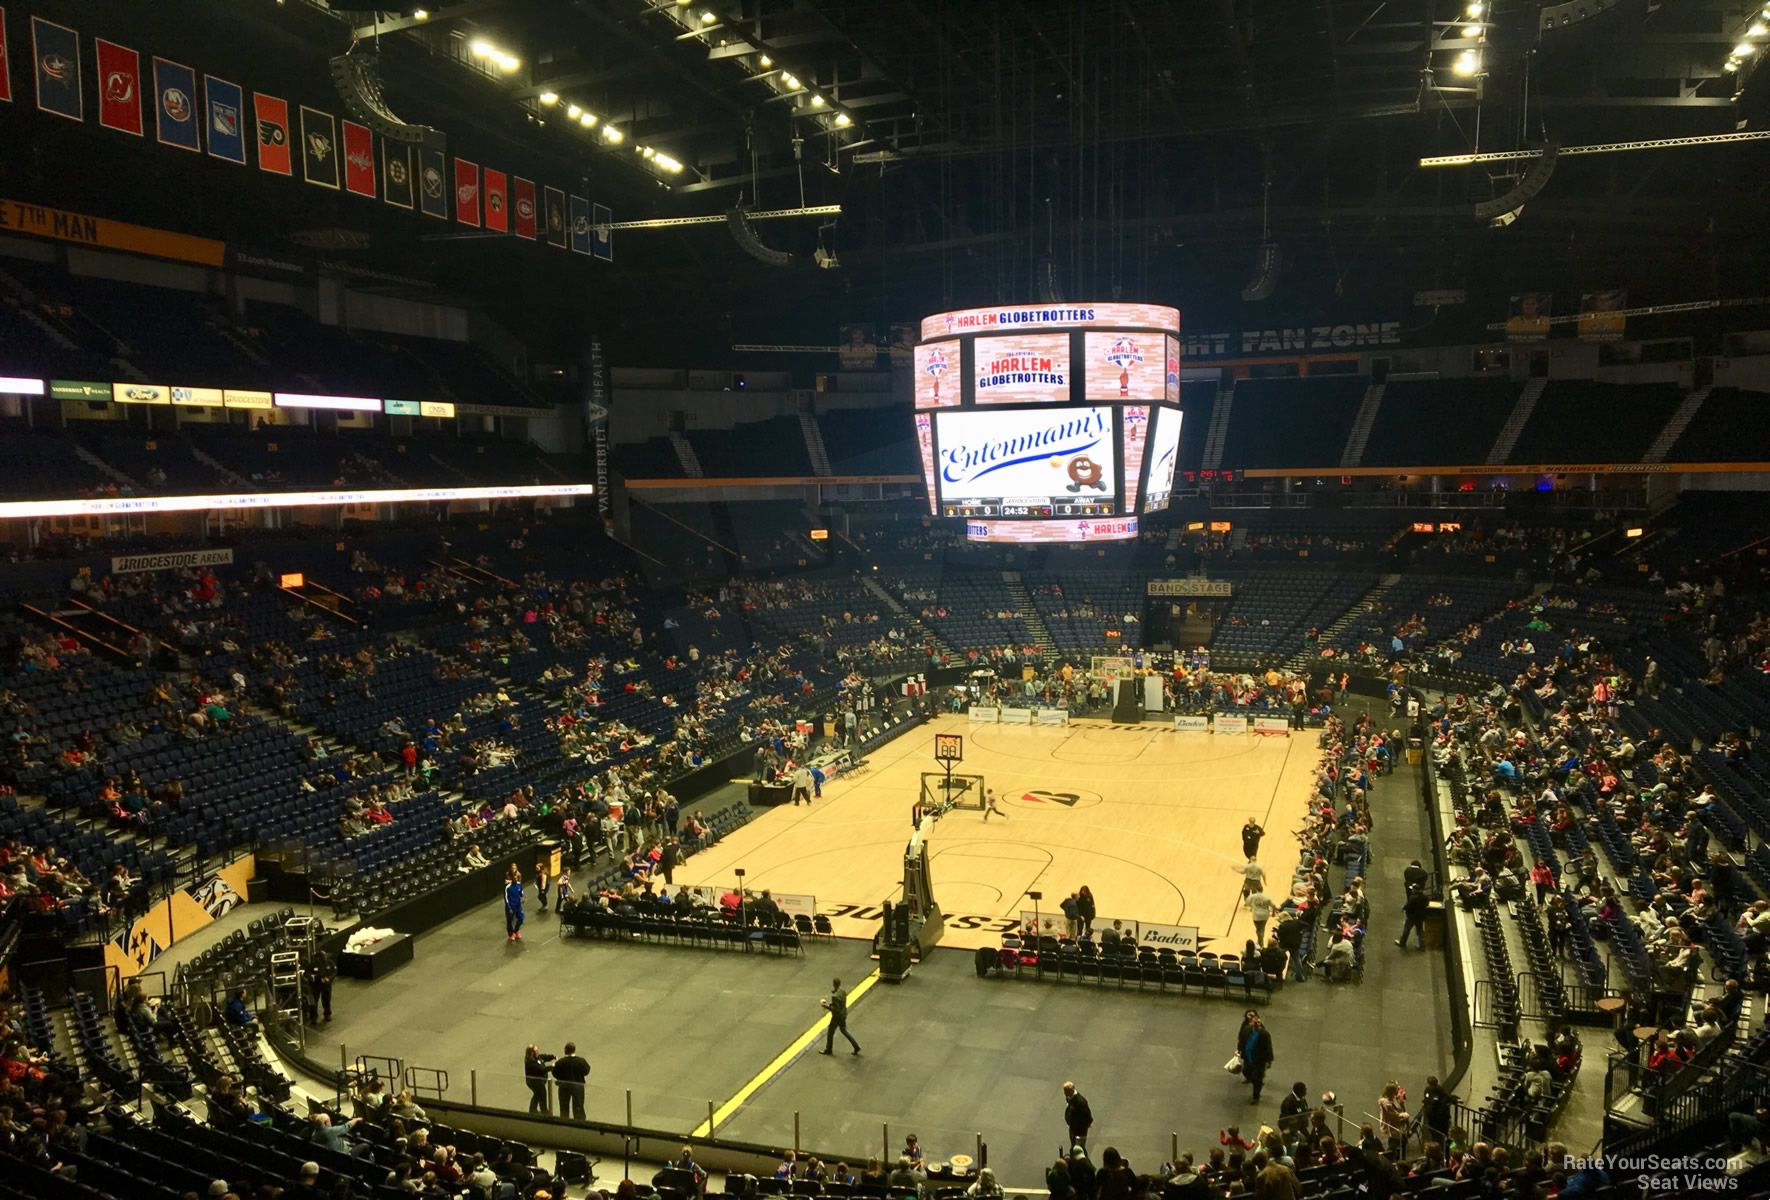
914 302 1183 542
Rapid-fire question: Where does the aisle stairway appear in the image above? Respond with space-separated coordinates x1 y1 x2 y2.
1001 571 1057 654
1485 377 1547 465
1283 574 1398 672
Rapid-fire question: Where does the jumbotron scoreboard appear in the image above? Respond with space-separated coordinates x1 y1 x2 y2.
913 303 1182 544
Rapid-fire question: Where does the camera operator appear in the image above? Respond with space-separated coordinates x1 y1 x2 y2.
524 1045 557 1114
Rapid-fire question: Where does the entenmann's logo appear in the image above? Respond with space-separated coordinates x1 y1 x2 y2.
940 410 1108 485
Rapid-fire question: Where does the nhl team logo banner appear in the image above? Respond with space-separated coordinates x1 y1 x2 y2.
253 92 291 175
544 185 567 248
31 16 81 122
418 148 447 219
592 202 613 262
454 157 480 227
152 57 200 152
512 177 537 240
568 194 591 255
342 120 375 197
95 40 142 135
204 76 245 164
299 105 338 190
383 141 414 210
483 168 508 233
0 7 12 104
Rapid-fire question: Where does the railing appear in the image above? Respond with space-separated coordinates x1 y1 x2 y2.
1471 978 1517 1036
405 1064 449 1101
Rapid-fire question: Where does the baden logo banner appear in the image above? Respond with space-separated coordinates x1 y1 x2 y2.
1173 714 1210 733
1136 921 1200 953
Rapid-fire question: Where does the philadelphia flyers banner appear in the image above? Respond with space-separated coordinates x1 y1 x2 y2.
253 92 291 175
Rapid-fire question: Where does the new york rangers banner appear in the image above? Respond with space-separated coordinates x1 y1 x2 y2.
95 39 142 135
204 76 245 163
152 57 199 151
31 16 80 121
299 105 338 190
569 194 590 255
419 149 447 219
483 168 508 233
254 92 291 175
512 177 537 240
342 120 374 197
0 8 12 104
592 202 613 262
383 141 414 210
544 186 567 248
454 158 480 227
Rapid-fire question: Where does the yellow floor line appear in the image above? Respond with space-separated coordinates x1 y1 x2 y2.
691 970 881 1138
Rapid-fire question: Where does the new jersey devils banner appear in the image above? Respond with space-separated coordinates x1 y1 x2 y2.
342 120 375 197
95 39 142 135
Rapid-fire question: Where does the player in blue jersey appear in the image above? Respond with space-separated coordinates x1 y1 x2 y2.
505 866 525 942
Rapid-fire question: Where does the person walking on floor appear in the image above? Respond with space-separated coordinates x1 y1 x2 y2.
1232 858 1266 899
1241 818 1265 860
555 871 574 912
983 789 1008 821
552 1042 590 1120
1396 884 1429 950
1237 1012 1274 1104
535 857 552 912
1063 1081 1093 1149
504 867 525 942
522 1045 554 1114
791 764 814 806
660 838 680 886
1247 888 1273 945
1077 886 1097 938
820 977 861 1055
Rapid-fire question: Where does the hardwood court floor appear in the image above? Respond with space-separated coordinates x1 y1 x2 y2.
678 715 1321 951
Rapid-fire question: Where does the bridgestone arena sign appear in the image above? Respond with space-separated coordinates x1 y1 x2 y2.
112 548 236 574
1147 579 1233 597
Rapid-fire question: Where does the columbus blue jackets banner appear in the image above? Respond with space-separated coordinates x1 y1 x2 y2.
591 202 613 262
568 194 591 255
544 186 567 248
204 75 245 163
419 148 447 219
383 141 413 210
31 16 81 121
95 39 142 135
152 57 200 152
300 105 338 190
0 8 13 104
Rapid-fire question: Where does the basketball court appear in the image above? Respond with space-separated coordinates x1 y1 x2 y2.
678 713 1321 952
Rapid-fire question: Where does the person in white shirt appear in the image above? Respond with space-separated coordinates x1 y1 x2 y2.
464 845 490 870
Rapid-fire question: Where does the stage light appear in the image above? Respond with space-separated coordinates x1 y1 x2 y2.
1735 43 1756 57
781 73 800 89
654 153 684 173
497 53 520 72
539 91 559 104
566 102 581 117
1465 1 1483 14
810 94 825 107
412 8 428 17
700 10 718 23
1454 50 1480 75
579 111 596 127
834 112 851 126
1751 23 1767 36
603 126 623 143
1725 60 1740 71
470 38 492 57
759 54 773 67
1463 23 1483 36
641 146 655 158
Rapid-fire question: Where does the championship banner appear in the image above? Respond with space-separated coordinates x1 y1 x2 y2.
0 8 12 104
512 177 537 239
31 16 81 121
543 186 567 247
454 157 480 226
968 706 1001 724
483 168 508 232
1506 293 1551 342
253 92 291 175
152 57 200 152
1216 715 1248 735
569 194 591 255
95 39 142 135
839 324 879 369
1173 714 1209 733
1578 290 1626 342
1252 715 1291 736
418 148 447 219
591 202 613 262
342 120 375 197
204 76 245 163
588 334 611 532
382 142 413 209
298 105 338 189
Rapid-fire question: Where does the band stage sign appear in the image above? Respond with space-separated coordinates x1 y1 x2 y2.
1147 579 1234 597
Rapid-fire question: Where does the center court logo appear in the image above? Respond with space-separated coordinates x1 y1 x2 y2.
939 409 1108 485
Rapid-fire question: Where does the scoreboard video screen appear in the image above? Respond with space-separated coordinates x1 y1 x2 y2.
914 302 1182 542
